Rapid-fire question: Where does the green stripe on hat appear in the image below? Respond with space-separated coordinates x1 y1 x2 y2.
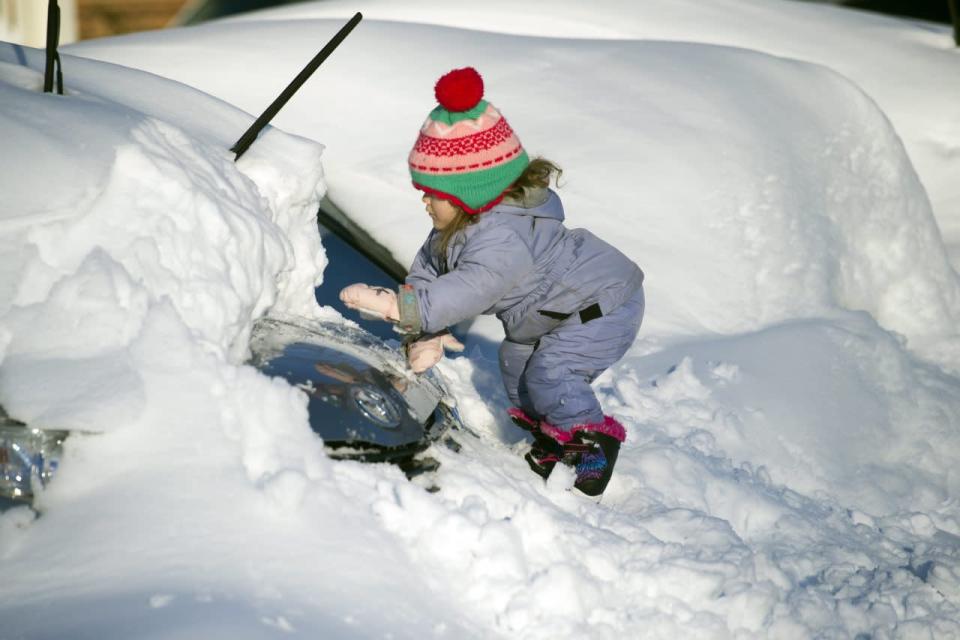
411 151 529 211
428 101 489 125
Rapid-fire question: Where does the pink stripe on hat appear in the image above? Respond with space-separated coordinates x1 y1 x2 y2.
409 142 523 175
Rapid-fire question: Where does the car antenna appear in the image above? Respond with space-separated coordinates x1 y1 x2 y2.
43 0 64 95
231 11 363 161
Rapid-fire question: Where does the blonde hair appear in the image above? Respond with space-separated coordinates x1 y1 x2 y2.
433 157 563 260
433 208 475 262
503 157 563 200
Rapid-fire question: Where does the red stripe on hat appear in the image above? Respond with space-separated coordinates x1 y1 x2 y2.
409 146 522 173
413 117 516 156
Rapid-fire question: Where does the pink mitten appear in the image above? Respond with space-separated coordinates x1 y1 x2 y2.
407 333 465 373
339 284 399 322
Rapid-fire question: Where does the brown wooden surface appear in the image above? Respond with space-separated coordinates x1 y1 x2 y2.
77 0 190 40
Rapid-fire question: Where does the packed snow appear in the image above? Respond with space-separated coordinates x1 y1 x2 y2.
215 0 960 270
2 1 960 638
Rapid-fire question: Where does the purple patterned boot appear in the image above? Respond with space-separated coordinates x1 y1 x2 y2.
540 416 627 496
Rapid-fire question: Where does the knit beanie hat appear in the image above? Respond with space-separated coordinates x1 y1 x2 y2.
409 67 529 214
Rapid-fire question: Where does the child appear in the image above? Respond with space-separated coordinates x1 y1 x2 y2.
340 67 644 496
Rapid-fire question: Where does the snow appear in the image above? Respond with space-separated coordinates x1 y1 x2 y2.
64 8 960 368
2 1 960 638
218 0 960 271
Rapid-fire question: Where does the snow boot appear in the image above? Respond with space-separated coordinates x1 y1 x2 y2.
538 416 627 496
524 436 564 480
568 430 621 496
507 407 538 432
509 408 564 479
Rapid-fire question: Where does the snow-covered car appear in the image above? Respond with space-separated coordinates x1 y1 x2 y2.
0 157 458 508
0 10 469 508
1 312 462 507
0 210 463 506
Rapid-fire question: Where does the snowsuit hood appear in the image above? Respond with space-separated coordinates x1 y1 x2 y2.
406 188 644 344
500 186 564 220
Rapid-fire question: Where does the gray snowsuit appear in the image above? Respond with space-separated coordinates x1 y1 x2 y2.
404 188 645 430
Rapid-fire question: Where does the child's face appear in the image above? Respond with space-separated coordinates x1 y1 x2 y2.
423 194 459 230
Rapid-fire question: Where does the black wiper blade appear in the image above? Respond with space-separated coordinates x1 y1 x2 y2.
231 12 363 160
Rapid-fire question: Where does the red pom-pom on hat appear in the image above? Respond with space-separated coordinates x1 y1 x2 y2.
434 67 485 112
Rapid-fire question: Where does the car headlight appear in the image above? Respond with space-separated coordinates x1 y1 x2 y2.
0 420 67 502
350 384 403 429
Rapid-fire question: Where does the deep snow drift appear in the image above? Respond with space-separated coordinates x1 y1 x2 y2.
216 0 960 270
2 2 960 638
67 9 960 372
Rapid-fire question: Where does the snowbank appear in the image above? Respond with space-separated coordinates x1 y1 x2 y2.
3 4 960 638
0 50 329 431
66 20 960 371
226 0 960 269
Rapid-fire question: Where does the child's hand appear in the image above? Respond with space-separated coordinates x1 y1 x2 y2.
406 332 465 373
339 283 400 322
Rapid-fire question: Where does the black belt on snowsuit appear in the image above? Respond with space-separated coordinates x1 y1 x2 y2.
537 303 603 325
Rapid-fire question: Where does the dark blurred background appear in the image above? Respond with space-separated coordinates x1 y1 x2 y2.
68 0 960 42
4 1 956 46
809 0 954 23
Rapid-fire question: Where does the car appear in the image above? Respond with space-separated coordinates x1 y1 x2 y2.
0 10 471 508
0 213 465 508
1 316 464 507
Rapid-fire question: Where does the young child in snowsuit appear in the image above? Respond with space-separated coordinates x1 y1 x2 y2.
340 67 644 496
